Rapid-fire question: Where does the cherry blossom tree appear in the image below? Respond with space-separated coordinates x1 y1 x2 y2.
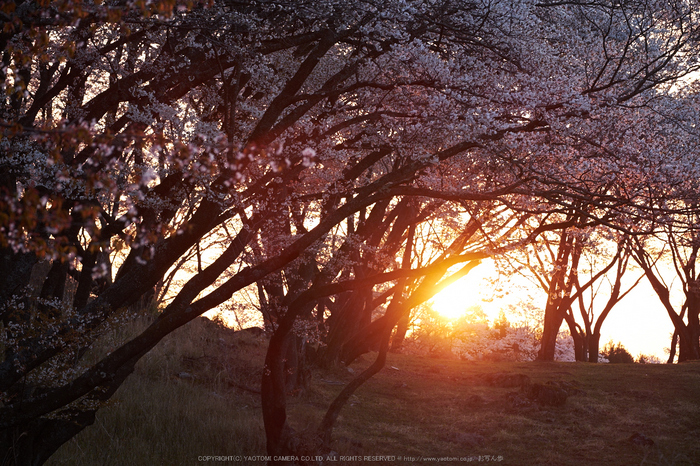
0 0 544 460
565 232 643 362
507 213 599 361
2 0 700 463
631 214 700 363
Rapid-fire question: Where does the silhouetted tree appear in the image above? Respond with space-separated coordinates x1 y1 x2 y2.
2 0 700 463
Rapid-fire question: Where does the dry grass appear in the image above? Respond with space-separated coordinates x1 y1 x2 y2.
315 357 700 466
48 319 700 465
47 317 267 466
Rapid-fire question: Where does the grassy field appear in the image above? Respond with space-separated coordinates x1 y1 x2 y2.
48 318 700 466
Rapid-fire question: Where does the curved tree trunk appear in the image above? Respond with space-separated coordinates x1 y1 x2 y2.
318 324 392 446
538 303 566 361
390 312 410 352
537 229 579 361
0 356 137 466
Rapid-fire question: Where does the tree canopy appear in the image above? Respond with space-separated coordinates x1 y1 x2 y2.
2 0 700 462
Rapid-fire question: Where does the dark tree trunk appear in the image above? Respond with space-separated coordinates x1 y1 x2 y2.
318 323 392 447
390 312 410 352
667 330 678 363
281 333 309 394
1 415 95 466
320 288 372 367
677 329 700 362
538 302 566 361
0 356 136 466
261 329 297 459
537 230 578 362
682 294 700 362
588 332 601 363
572 331 585 362
564 311 586 362
261 297 319 459
670 302 699 362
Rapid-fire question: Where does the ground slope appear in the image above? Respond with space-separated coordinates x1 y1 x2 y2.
48 318 700 466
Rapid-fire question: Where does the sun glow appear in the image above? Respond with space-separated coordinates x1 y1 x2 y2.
429 260 497 320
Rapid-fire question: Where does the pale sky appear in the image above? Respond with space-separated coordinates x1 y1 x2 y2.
431 259 676 361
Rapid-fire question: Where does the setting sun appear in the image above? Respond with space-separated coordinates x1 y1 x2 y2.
430 260 497 320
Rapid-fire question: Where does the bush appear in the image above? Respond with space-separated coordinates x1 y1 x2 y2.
601 341 635 364
637 353 662 364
